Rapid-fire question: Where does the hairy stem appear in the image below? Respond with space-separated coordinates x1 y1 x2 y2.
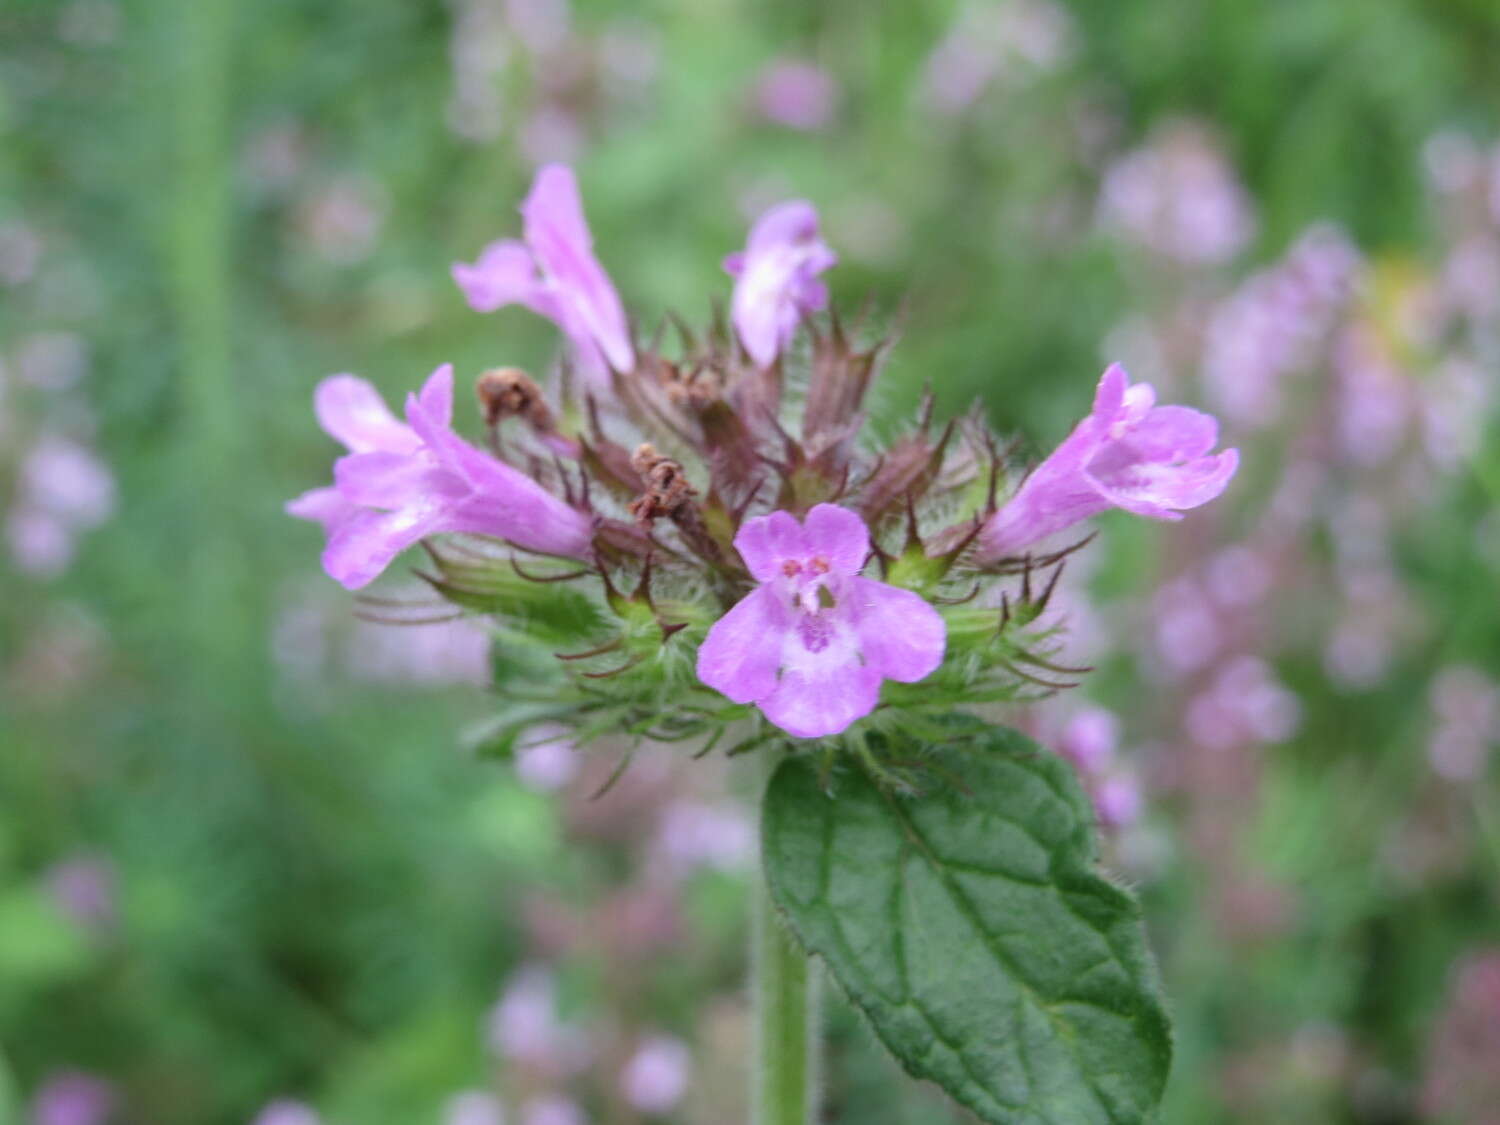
753 780 819 1125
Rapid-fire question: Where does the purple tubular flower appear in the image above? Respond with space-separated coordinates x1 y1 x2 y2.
723 201 837 368
452 164 633 386
284 373 422 536
287 365 593 589
978 363 1239 559
696 504 945 738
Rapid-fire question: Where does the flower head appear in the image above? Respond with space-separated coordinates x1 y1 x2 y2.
453 164 634 385
287 365 593 589
978 364 1239 559
696 504 945 738
724 201 837 368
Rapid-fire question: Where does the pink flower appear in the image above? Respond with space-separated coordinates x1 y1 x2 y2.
619 1035 691 1115
453 164 633 386
29 1071 114 1125
443 1091 506 1125
723 201 837 368
251 1102 320 1125
696 504 945 738
1057 706 1118 775
753 59 837 131
286 365 593 589
978 364 1239 559
520 1097 587 1125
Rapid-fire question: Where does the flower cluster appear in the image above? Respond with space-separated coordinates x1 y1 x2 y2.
289 164 1237 749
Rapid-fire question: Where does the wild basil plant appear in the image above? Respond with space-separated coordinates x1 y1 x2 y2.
287 164 1238 1125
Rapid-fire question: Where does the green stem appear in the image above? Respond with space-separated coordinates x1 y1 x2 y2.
752 812 818 1124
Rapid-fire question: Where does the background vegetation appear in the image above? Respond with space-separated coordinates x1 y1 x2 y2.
2 0 1498 1121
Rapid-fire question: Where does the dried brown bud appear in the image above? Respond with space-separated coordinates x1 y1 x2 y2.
627 443 728 569
660 360 723 410
628 443 697 524
476 367 555 432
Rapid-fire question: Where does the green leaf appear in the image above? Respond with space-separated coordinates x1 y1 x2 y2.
762 724 1171 1125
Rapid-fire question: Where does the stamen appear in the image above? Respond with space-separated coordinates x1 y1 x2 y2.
782 559 803 577
809 556 829 575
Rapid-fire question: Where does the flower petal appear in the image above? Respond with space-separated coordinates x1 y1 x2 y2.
285 485 355 534
1120 404 1219 462
696 587 788 704
846 577 945 682
733 510 808 581
726 199 837 368
333 451 464 510
1090 362 1130 423
803 503 869 574
451 239 554 317
758 660 881 739
1091 448 1240 518
314 375 420 455
404 365 467 458
521 164 634 374
417 364 455 429
321 505 444 590
448 488 594 560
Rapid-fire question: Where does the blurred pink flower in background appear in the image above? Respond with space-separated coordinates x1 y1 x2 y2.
753 59 837 131
1489 145 1500 223
1150 579 1223 680
1185 656 1301 751
514 723 581 791
1422 358 1491 470
1057 706 1119 775
29 1071 114 1125
1093 772 1143 830
6 435 114 579
1422 951 1500 1125
1201 224 1360 428
444 1090 506 1125
294 175 387 265
1427 665 1498 782
487 965 588 1077
1423 131 1484 196
1333 325 1414 467
1099 124 1256 265
20 437 115 528
45 855 117 936
1204 546 1273 611
14 332 90 391
241 119 312 195
520 108 586 166
505 0 570 55
251 1102 320 1125
652 800 754 877
0 221 43 286
597 25 661 98
447 0 511 144
345 618 492 688
619 1035 691 1114
1440 235 1500 321
519 1096 586 1125
7 508 76 578
921 0 1073 114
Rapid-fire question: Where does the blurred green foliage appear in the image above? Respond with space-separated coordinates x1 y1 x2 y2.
1 0 1498 1122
